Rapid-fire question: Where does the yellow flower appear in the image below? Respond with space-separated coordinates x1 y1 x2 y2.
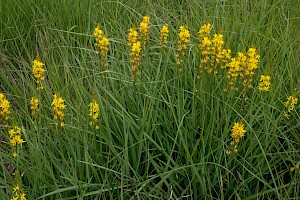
0 93 11 121
94 25 109 69
212 34 224 64
243 47 260 88
128 27 138 47
284 96 298 117
231 122 246 143
12 152 17 158
51 94 66 127
176 26 190 65
89 100 100 129
159 25 169 48
32 58 46 90
199 23 211 40
130 41 142 80
258 75 271 92
139 16 150 45
30 96 39 116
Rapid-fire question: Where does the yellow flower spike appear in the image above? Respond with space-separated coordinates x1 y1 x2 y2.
176 26 190 65
258 75 271 92
231 122 246 143
89 100 100 129
51 94 66 127
128 27 138 47
0 93 11 121
243 47 260 88
160 25 169 48
32 58 46 90
130 41 142 80
199 23 212 40
94 25 109 69
139 16 150 45
284 95 298 117
30 96 39 116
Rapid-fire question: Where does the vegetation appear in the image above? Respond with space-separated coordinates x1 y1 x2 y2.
1 0 300 199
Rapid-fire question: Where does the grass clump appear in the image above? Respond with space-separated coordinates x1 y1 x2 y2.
1 0 300 199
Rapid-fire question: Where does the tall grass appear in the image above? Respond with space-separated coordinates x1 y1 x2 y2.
1 0 300 199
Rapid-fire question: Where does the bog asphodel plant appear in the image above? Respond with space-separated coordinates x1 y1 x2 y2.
9 125 26 158
176 25 190 65
128 27 138 47
130 41 142 81
32 58 46 90
0 93 10 122
243 47 260 88
284 95 298 118
226 121 246 155
89 100 100 129
11 171 27 200
159 25 169 48
258 75 271 92
139 16 150 46
30 96 39 116
94 25 109 69
51 94 66 127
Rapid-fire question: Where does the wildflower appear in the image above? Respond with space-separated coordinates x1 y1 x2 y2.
139 16 150 45
130 41 142 81
11 172 27 200
199 23 211 40
284 96 298 117
30 96 39 116
9 126 25 147
32 58 46 90
212 34 224 63
231 122 246 143
159 25 169 48
89 100 100 129
176 26 190 65
94 25 109 69
12 152 17 158
243 47 260 88
200 37 212 66
128 27 138 47
0 93 10 121
51 94 66 127
227 121 246 155
258 75 271 92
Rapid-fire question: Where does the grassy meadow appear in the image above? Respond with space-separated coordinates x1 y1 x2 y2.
1 0 300 199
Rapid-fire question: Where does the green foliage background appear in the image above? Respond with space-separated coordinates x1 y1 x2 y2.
1 0 300 199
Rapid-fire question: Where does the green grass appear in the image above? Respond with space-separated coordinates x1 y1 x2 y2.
1 0 300 199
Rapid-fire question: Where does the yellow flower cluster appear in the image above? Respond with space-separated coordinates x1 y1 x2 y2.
243 48 260 88
226 48 260 91
227 121 246 155
128 27 138 47
226 54 243 90
51 94 66 127
199 23 211 40
89 100 100 129
176 26 190 65
198 23 231 76
9 126 25 147
159 25 169 48
0 93 10 122
11 184 26 200
284 96 298 117
32 59 46 90
30 97 39 116
130 41 142 81
258 75 271 92
139 16 150 45
11 171 26 200
94 25 109 69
